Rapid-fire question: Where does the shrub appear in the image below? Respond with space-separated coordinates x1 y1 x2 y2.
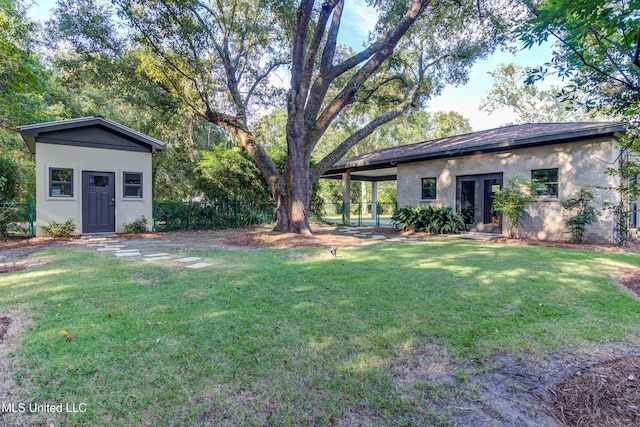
561 186 599 243
41 219 76 237
391 205 465 234
123 216 148 234
492 177 546 238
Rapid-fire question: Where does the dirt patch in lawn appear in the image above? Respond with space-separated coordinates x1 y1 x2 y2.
0 237 74 273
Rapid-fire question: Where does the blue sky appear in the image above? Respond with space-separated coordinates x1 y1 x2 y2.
28 0 557 131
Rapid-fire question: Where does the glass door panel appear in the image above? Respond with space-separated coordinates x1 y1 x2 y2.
460 181 475 225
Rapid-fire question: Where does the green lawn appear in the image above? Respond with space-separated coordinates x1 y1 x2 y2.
2 239 640 426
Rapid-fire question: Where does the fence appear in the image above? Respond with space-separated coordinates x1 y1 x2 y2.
153 200 398 232
0 201 34 238
153 201 276 232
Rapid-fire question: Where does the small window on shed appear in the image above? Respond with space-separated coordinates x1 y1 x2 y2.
49 168 73 197
532 168 558 197
421 177 437 200
123 172 142 198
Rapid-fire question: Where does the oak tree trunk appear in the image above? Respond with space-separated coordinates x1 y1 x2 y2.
273 144 313 235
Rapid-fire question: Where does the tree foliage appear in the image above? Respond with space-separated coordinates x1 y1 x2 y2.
0 0 49 130
0 155 20 201
519 0 639 134
194 148 275 203
480 63 594 123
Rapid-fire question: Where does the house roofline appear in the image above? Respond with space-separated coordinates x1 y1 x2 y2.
17 116 165 154
323 122 626 176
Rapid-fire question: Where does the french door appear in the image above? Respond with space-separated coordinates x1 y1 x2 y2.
456 173 502 233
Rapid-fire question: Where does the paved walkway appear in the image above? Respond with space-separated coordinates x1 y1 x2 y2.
86 238 219 269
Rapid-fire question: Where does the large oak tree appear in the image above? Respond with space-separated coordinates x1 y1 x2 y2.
54 0 520 234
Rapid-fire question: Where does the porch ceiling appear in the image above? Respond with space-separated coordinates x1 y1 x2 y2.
321 166 397 182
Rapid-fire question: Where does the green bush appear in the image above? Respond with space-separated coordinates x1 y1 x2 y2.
561 186 599 243
41 219 76 237
492 177 546 238
123 216 148 234
391 205 465 234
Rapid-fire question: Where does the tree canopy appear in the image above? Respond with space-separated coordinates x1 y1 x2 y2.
97 0 519 233
519 0 639 135
480 63 595 123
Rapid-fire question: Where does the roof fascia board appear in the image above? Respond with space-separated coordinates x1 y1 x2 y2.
331 125 625 172
17 116 164 152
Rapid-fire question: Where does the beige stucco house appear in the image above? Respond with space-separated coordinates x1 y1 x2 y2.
18 117 164 236
322 122 628 243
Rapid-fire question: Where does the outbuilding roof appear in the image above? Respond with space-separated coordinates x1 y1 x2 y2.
322 122 626 181
18 116 165 154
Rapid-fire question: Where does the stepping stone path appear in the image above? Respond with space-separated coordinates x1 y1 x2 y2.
85 238 217 269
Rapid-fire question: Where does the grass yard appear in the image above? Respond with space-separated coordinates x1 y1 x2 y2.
2 238 640 426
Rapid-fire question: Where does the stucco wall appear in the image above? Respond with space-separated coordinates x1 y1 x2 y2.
396 138 620 243
35 143 154 235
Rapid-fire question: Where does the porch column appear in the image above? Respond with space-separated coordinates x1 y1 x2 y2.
371 181 378 222
342 171 351 225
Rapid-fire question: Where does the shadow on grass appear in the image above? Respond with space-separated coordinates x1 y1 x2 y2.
1 240 640 425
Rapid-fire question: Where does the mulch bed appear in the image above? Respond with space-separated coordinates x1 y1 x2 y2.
554 356 640 426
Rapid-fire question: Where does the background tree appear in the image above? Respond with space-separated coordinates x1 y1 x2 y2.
0 0 52 199
480 63 595 123
519 0 639 134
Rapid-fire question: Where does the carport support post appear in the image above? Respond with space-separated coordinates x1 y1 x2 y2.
371 181 378 223
342 171 351 225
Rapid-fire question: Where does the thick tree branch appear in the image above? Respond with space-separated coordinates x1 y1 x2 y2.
203 106 283 198
308 0 431 148
310 84 421 182
302 0 344 132
549 29 639 90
